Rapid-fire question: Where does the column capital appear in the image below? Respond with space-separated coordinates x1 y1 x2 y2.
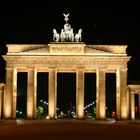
77 67 85 69
6 67 18 70
48 67 57 70
116 68 128 72
6 67 14 70
96 68 106 72
76 68 85 73
27 68 38 72
27 68 37 72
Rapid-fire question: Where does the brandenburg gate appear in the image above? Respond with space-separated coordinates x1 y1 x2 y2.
1 13 139 120
2 43 130 120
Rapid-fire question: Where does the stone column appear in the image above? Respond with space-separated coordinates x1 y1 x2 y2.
48 68 57 119
130 93 135 120
27 69 37 119
116 69 121 120
138 93 140 119
4 68 17 119
127 87 130 120
33 68 37 118
0 89 3 119
116 69 128 120
96 69 106 119
12 68 17 119
76 68 84 119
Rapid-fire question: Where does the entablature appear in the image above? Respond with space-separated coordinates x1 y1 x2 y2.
3 55 131 69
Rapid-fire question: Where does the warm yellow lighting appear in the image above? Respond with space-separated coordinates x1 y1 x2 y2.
116 69 120 88
121 107 128 119
77 105 84 118
2 43 131 120
76 69 84 119
116 94 120 98
34 68 37 89
48 101 55 118
27 70 35 118
49 43 85 54
131 94 135 120
131 110 135 120
96 69 106 119
99 104 105 119
27 102 33 118
4 89 12 118
5 105 11 118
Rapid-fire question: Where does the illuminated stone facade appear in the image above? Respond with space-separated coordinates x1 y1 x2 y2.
128 85 140 120
0 83 4 119
1 43 132 120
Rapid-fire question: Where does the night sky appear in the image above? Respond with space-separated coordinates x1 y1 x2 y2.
0 3 140 114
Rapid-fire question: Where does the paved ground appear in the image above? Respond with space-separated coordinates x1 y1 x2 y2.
0 119 140 140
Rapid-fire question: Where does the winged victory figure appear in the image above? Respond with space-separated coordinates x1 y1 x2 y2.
63 13 70 23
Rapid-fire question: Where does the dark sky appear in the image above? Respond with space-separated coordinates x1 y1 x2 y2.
0 3 140 82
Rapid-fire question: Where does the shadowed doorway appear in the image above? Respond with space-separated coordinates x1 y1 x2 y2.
57 73 76 118
37 72 48 118
17 72 27 118
106 73 116 118
84 73 96 118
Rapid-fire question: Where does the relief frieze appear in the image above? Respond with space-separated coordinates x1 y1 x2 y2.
6 56 129 68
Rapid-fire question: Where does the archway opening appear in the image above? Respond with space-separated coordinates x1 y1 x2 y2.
37 72 48 118
106 73 116 118
57 73 76 119
17 72 27 118
84 73 96 119
135 94 139 119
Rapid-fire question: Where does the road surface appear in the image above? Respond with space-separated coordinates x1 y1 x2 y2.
0 120 140 140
